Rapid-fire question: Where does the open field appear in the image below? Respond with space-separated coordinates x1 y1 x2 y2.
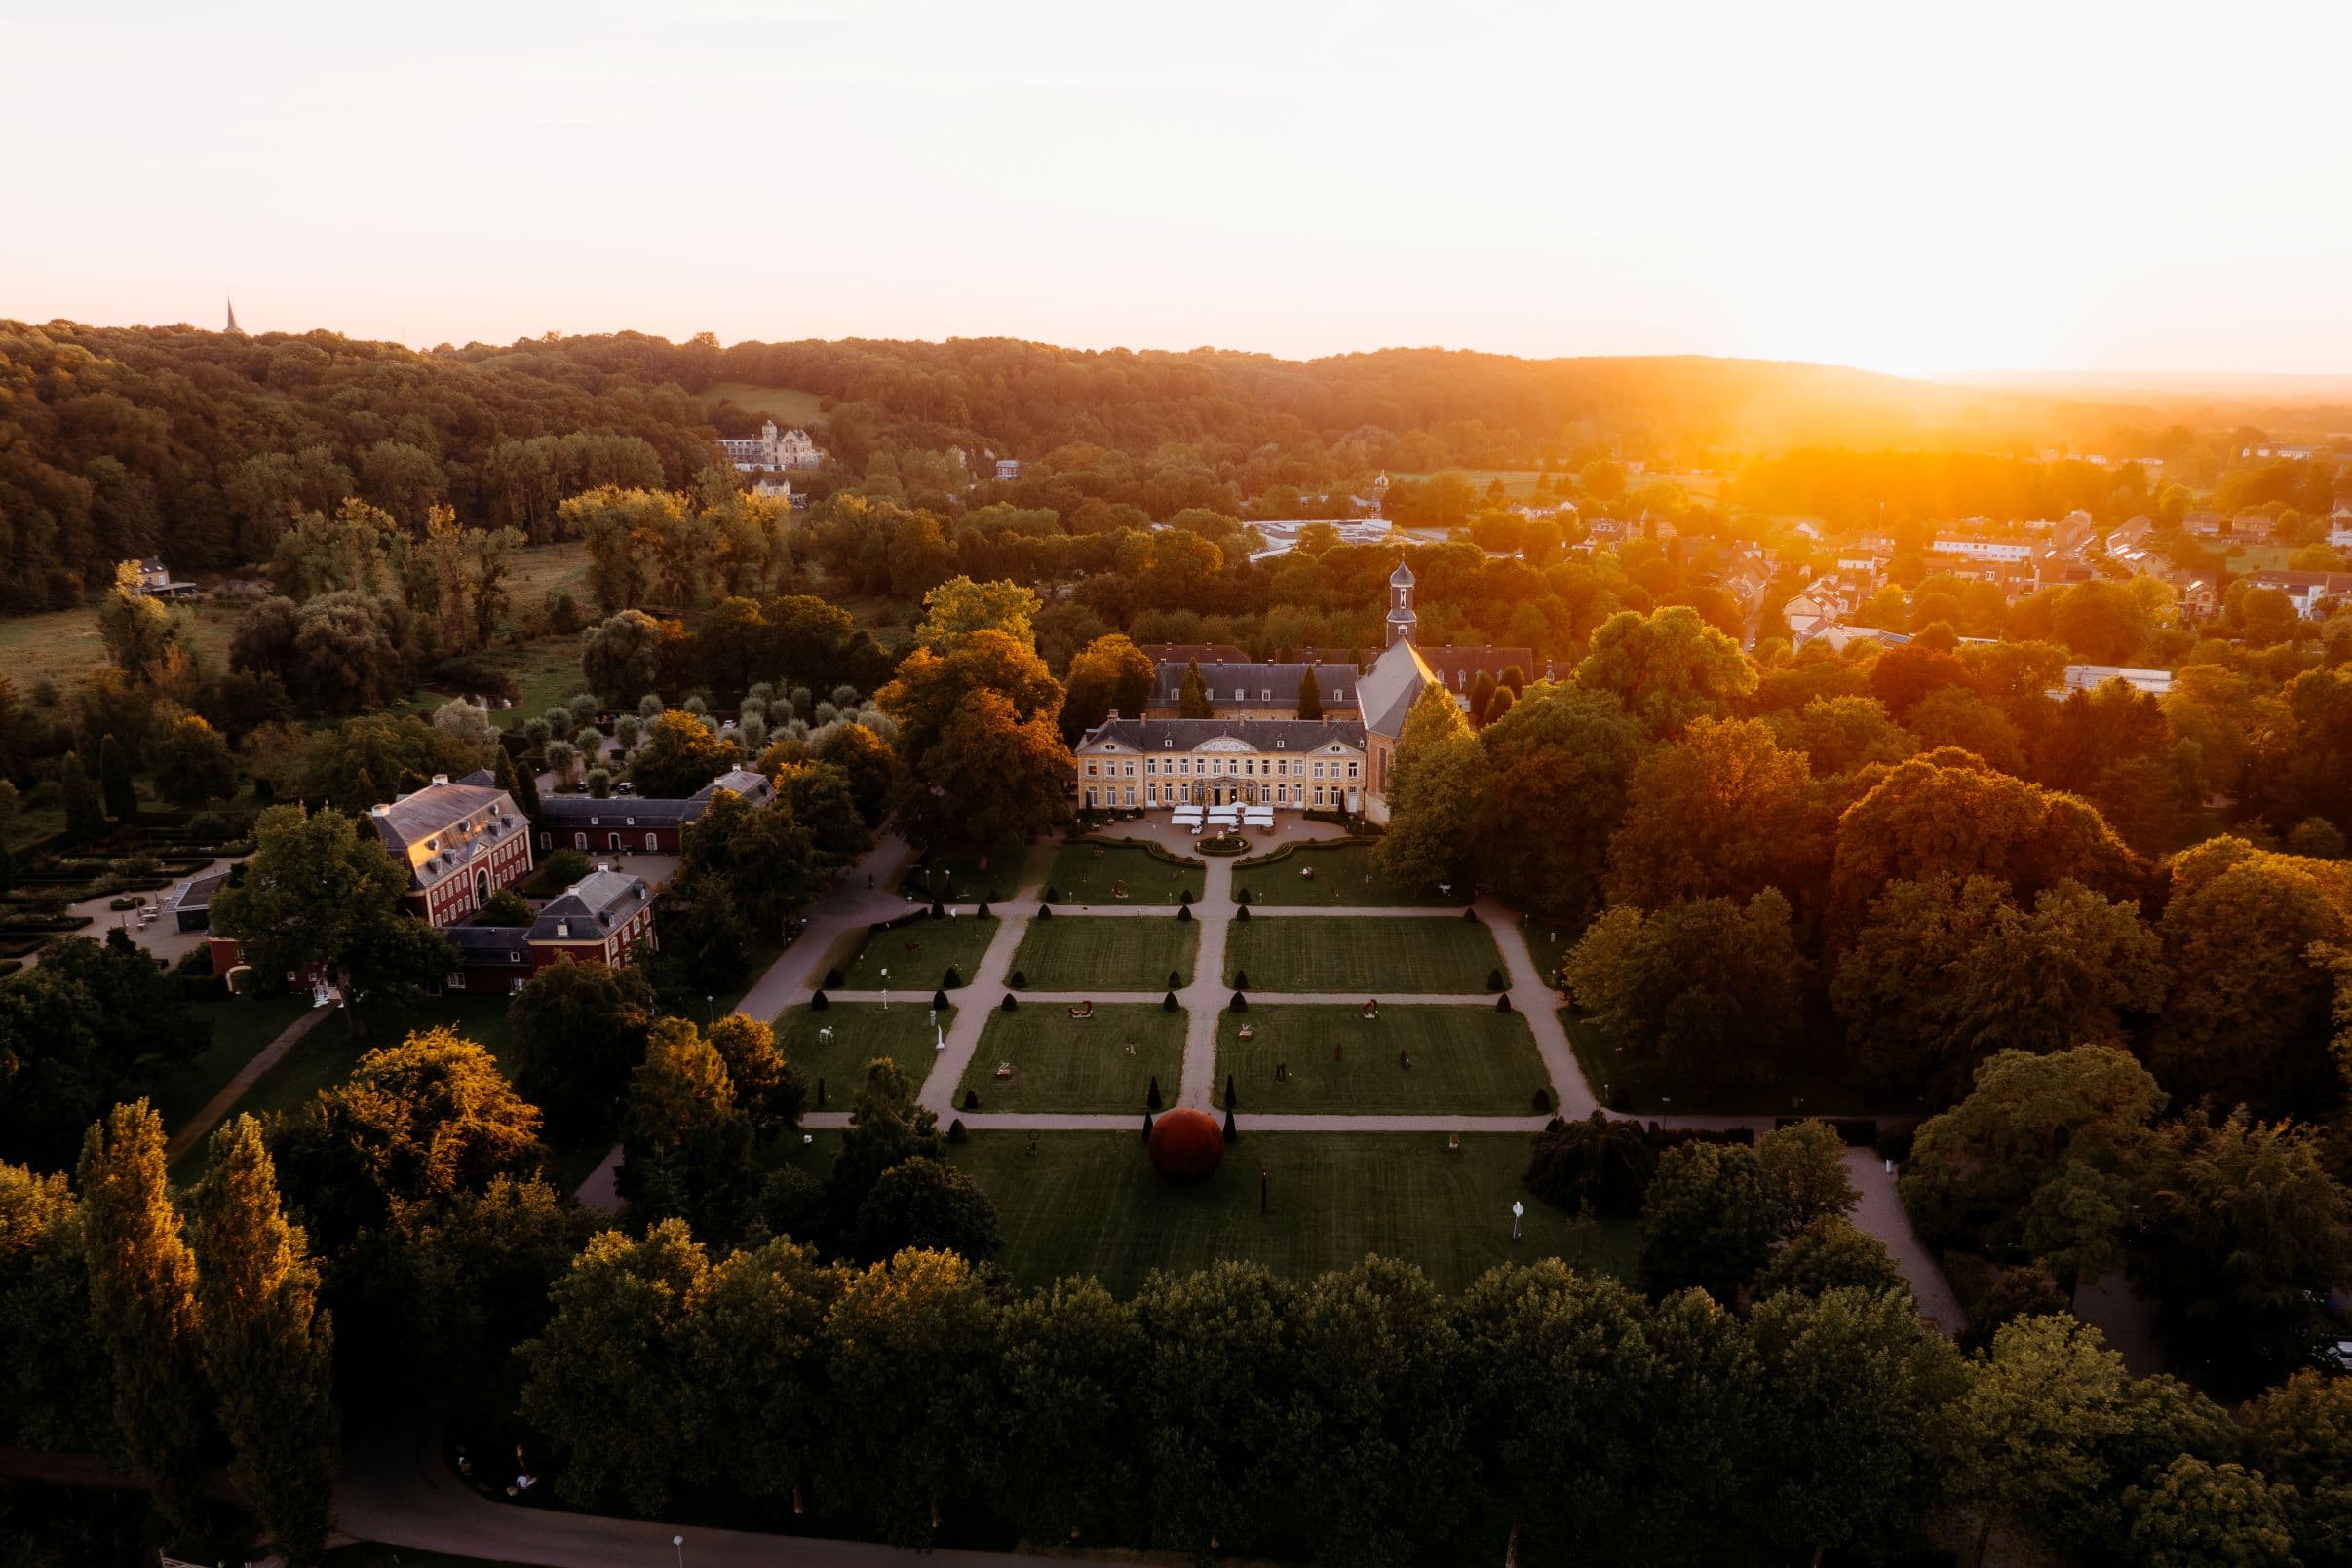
831 913 999 992
1012 915 1198 991
900 840 1048 901
776 1002 952 1102
143 991 316 1137
701 382 829 429
1046 839 1203 905
1225 915 1503 994
947 1130 1637 1295
0 599 243 696
1562 1010 1876 1118
956 1002 1184 1113
1215 1004 1550 1115
1232 840 1451 906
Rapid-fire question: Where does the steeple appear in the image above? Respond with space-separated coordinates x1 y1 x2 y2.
224 299 244 336
1384 560 1417 648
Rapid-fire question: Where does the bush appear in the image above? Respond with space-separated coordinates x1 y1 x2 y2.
1146 1076 1164 1111
1497 992 1514 1013
824 966 844 989
1222 1109 1239 1144
1233 969 1250 989
975 900 990 920
541 848 593 888
943 964 962 989
1011 970 1027 989
1163 990 1179 1013
810 990 829 1011
947 1118 968 1144
1000 994 1018 1012
962 1089 980 1111
1037 904 1054 921
1486 968 1506 991
930 899 945 919
1179 887 1193 905
1235 904 1252 921
1523 1111 1657 1218
1778 1116 1877 1148
1230 991 1248 1013
185 811 230 842
1043 886 1059 902
1463 906 1480 922
1531 1087 1551 1113
1235 887 1253 906
931 988 949 1011
1176 904 1193 923
1224 1073 1237 1109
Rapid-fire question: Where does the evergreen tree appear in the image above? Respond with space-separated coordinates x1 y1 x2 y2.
1296 665 1324 720
495 744 540 819
77 1101 210 1534
191 1116 336 1567
98 733 137 822
60 751 107 841
1468 670 1498 728
1178 660 1213 718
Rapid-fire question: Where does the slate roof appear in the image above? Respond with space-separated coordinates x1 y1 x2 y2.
1357 638 1441 740
1077 717 1367 753
530 870 654 942
1150 662 1363 710
538 767 772 829
367 776 525 890
443 924 531 964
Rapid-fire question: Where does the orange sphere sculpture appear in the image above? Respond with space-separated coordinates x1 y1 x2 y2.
1147 1106 1224 1183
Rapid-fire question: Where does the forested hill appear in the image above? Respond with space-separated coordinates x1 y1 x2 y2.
0 318 2211 612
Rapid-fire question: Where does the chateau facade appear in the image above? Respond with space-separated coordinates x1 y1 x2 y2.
717 419 824 473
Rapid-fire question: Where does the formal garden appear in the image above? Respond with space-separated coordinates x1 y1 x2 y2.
1230 839 1453 906
1044 837 1204 905
830 911 1000 991
1224 913 1504 993
776 1002 953 1103
1010 913 1199 991
1215 1003 1551 1115
954 1002 1185 1113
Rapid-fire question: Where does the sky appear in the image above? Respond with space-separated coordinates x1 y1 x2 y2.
5 0 2349 378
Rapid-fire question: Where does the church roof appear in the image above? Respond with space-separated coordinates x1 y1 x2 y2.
1390 560 1415 586
1357 637 1440 740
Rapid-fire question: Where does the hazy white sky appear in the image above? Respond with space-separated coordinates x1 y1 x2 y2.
6 0 2348 376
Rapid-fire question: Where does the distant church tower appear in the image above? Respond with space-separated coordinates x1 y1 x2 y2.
224 299 244 336
1384 560 1417 648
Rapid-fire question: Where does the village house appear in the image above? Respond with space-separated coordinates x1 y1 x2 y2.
367 771 534 928
2242 569 2352 620
130 556 199 599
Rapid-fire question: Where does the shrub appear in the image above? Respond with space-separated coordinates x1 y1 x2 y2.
1486 968 1506 991
1168 969 1182 989
1043 886 1059 902
1463 906 1480 922
1146 1076 1164 1111
931 988 949 1011
824 966 844 989
1223 1073 1237 1110
947 1118 968 1144
930 899 946 919
1163 991 1179 1013
1179 887 1193 905
1176 904 1193 923
1235 888 1253 906
1778 1116 1877 1148
185 811 230 842
1230 991 1248 1013
1523 1111 1657 1218
975 900 991 919
1232 969 1250 989
1037 904 1054 921
1011 970 1027 989
1000 994 1018 1012
963 1089 980 1111
1141 1110 1155 1142
1235 904 1252 921
1497 992 1514 1013
1531 1087 1551 1113
943 964 962 989
811 989 829 1011
1222 1109 1239 1144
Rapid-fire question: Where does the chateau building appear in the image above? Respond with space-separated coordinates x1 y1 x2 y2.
716 420 825 473
367 771 533 927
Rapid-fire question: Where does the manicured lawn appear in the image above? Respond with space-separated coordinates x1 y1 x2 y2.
1045 839 1203 905
1562 1010 1876 1117
832 914 1000 992
1225 915 1503 994
1011 915 1199 991
956 1002 1184 1114
1232 841 1452 906
1517 913 1583 992
1215 1004 1550 1115
775 1003 952 1104
949 1131 1638 1296
144 991 314 1136
899 840 1046 902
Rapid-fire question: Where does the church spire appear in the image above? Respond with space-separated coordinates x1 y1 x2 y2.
224 299 243 336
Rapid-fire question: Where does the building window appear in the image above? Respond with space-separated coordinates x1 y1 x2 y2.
1348 762 1361 778
573 833 587 850
1086 787 1098 807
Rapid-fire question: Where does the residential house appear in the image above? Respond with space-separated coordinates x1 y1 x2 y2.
2242 570 2352 620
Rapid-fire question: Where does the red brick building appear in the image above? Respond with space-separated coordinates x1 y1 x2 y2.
367 770 533 927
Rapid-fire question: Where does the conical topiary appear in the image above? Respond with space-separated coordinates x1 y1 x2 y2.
932 987 949 1010
976 900 991 920
944 964 962 989
931 898 946 919
1463 906 1480 922
1163 990 1179 1013
1230 990 1248 1013
1169 969 1182 989
1497 991 1514 1012
1142 1109 1155 1142
811 989 829 1011
947 1117 968 1143
1179 887 1193 905
963 1089 980 1111
1222 1108 1238 1144
1044 886 1060 902
1235 887 1253 906
824 966 844 989
1038 904 1055 920
1176 904 1193 923
1223 1073 1237 1110
1233 969 1250 989
1486 968 1506 992
1001 993 1019 1012
1146 1076 1163 1111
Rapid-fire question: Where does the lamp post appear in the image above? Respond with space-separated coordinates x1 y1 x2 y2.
880 968 890 1011
673 1533 685 1568
1510 1200 1524 1242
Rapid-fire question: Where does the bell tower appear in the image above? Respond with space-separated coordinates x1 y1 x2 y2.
1384 560 1417 648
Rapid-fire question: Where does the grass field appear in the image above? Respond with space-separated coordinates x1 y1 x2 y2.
1012 915 1199 991
948 1130 1637 1295
144 992 315 1137
1232 841 1450 907
899 840 1047 902
701 382 829 430
776 1003 952 1103
1517 913 1582 991
0 599 243 698
1215 1004 1550 1115
1561 1010 1875 1118
956 1002 1184 1113
1046 839 1204 905
832 914 1000 992
1226 915 1503 994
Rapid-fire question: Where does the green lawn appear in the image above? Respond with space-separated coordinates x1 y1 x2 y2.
899 840 1046 902
1045 839 1204 905
1232 840 1452 906
490 637 594 729
949 1131 1637 1296
1517 914 1582 992
702 382 829 429
143 992 315 1136
1011 916 1199 991
1226 915 1503 994
831 914 1000 992
956 1002 1183 1114
775 1003 951 1104
1562 1011 1876 1117
1215 1005 1550 1115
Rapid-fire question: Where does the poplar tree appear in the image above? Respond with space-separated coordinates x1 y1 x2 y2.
1177 660 1213 718
78 1100 210 1534
60 751 107 841
99 733 138 822
191 1116 337 1567
1296 665 1323 720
